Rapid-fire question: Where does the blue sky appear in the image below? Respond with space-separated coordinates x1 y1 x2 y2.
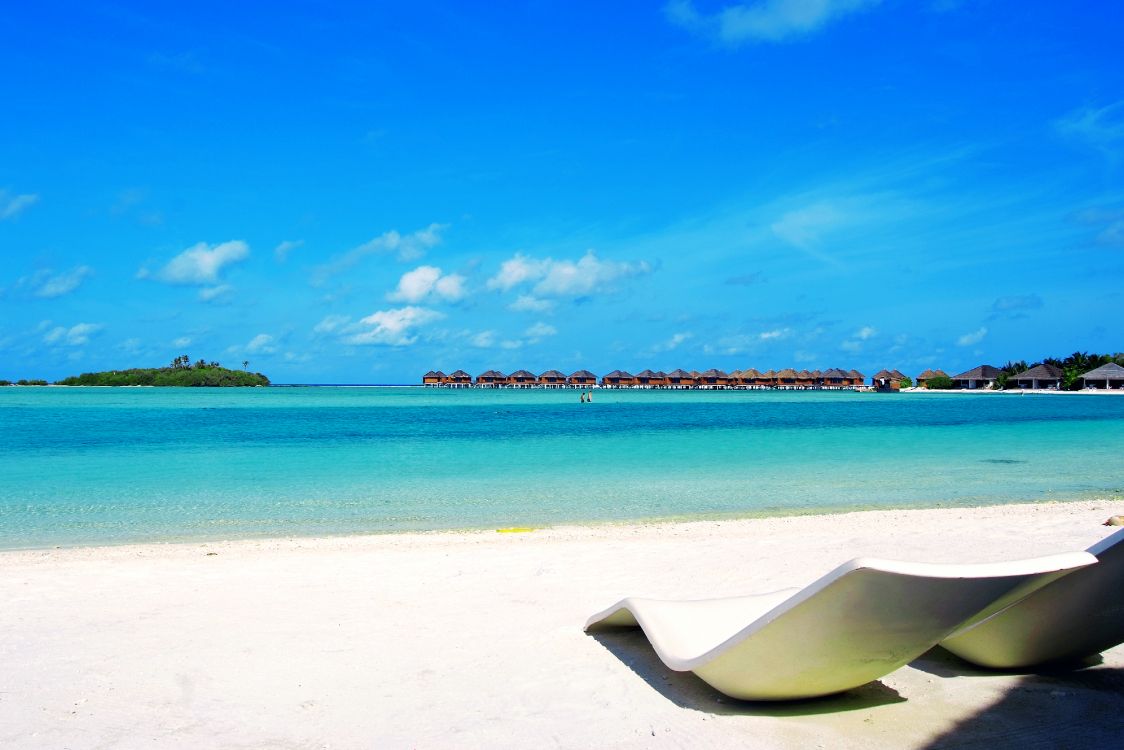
1 1 1122 383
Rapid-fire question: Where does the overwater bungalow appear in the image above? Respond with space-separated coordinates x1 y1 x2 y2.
422 370 446 385
476 370 507 387
775 368 798 389
796 369 815 388
539 369 567 387
568 370 598 387
951 365 1000 390
507 370 538 387
448 369 472 386
916 369 947 388
1008 364 1063 390
822 368 847 388
698 369 732 388
761 369 777 387
1080 362 1124 390
602 370 636 388
742 368 766 388
811 370 823 387
846 370 866 387
650 370 671 388
666 369 694 388
634 369 661 388
872 369 899 391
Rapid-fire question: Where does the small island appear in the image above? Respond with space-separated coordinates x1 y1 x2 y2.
53 356 270 387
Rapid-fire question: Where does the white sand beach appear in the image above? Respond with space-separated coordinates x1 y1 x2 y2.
2 500 1123 749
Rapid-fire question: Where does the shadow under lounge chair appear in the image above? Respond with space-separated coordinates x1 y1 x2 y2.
585 552 1096 701
941 528 1124 669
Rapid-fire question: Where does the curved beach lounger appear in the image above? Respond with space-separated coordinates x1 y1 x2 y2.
942 528 1124 669
585 552 1095 701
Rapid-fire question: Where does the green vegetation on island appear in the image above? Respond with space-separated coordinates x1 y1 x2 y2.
924 374 953 390
53 356 270 387
996 352 1124 391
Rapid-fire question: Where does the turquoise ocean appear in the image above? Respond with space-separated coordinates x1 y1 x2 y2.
1 387 1122 550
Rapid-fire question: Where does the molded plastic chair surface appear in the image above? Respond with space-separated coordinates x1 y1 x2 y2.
942 528 1124 669
585 552 1096 701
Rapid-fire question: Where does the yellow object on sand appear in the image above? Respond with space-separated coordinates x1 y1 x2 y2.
496 527 535 533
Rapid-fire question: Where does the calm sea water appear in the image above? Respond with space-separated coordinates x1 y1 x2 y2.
1 387 1122 549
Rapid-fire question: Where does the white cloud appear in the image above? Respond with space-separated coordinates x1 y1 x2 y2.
856 326 877 340
343 306 443 346
771 202 847 248
654 332 693 352
471 330 497 348
313 314 351 335
508 295 555 313
487 250 651 300
666 0 880 45
312 224 447 285
525 322 557 339
0 192 39 220
21 266 93 298
246 334 276 354
198 284 234 302
840 339 862 353
118 338 142 354
44 322 101 346
149 240 249 285
957 327 988 346
1056 101 1124 153
173 336 192 347
388 265 466 303
759 328 791 341
274 239 304 262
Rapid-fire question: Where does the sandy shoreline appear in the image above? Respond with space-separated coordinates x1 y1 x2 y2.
2 500 1123 748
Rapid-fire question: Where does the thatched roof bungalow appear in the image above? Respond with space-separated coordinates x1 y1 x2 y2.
507 369 538 386
846 369 865 387
634 369 662 387
916 369 947 387
448 369 472 385
602 370 636 387
422 370 446 385
822 368 847 387
476 370 506 386
775 368 798 387
951 365 1000 390
539 369 567 386
796 369 814 387
698 369 732 387
568 370 598 386
666 369 695 388
1080 362 1124 390
1009 363 1063 390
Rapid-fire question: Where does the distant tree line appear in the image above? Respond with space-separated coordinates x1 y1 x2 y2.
50 356 270 387
0 379 48 386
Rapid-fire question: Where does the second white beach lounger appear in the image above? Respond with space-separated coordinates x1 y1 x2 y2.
585 552 1095 701
941 528 1124 669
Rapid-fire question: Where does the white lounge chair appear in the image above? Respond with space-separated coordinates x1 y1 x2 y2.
942 528 1124 669
584 552 1095 701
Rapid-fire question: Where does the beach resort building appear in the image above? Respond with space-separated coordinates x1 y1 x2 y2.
916 369 948 388
872 369 903 391
951 365 1001 390
1080 362 1124 390
568 370 598 387
1008 364 1064 390
476 370 506 387
601 370 636 388
538 370 567 387
422 370 446 385
666 369 694 388
448 370 472 386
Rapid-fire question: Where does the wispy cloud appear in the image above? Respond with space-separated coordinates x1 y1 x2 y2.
487 250 651 302
957 327 987 346
343 306 443 346
387 265 466 304
856 325 877 340
989 294 1042 320
312 224 447 286
1056 101 1124 155
0 191 39 220
16 266 94 298
759 327 791 341
274 239 304 262
654 332 693 352
508 294 555 313
666 0 880 45
44 322 102 346
199 284 234 303
141 240 249 285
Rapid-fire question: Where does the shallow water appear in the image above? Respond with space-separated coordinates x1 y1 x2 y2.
1 387 1122 548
